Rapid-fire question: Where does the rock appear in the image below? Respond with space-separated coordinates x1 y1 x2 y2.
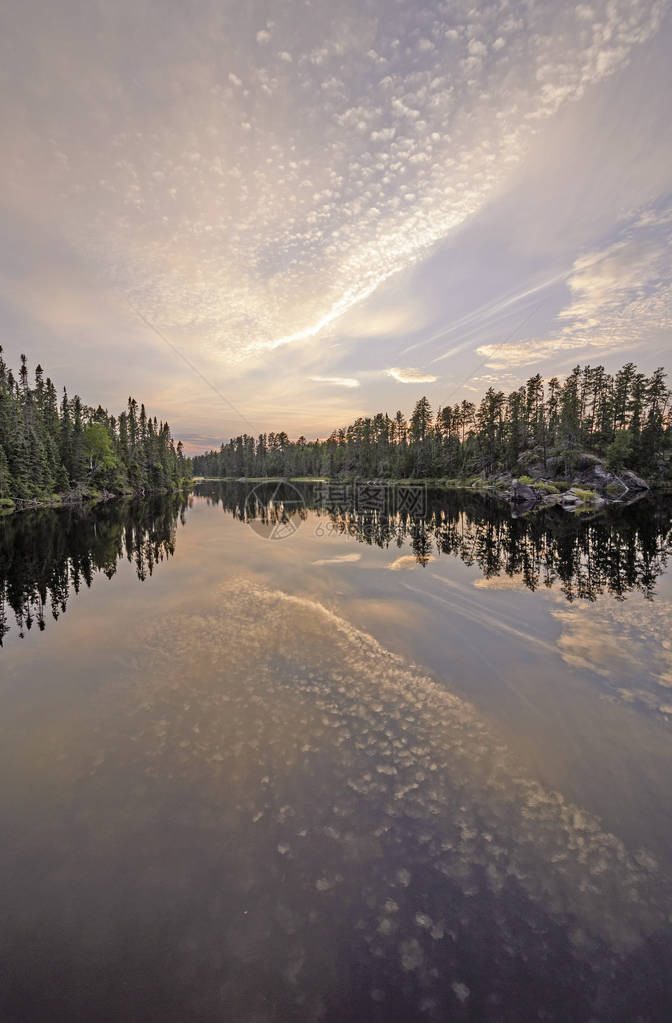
511 480 538 503
569 460 650 498
575 452 601 470
560 490 581 507
576 463 614 490
517 446 546 470
544 455 564 474
619 469 649 492
557 488 605 512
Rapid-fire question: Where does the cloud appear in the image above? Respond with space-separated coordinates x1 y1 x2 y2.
551 594 672 717
388 555 435 570
385 367 438 384
310 375 360 388
473 575 527 591
2 0 664 374
312 553 362 566
476 200 672 368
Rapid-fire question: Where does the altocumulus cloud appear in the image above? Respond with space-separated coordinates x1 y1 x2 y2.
2 0 665 366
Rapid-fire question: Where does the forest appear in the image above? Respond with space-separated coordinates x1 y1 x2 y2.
0 349 191 504
192 362 672 482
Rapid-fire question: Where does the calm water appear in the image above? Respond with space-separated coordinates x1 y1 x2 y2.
2 482 672 1021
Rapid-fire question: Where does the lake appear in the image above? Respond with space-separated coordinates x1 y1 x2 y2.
2 481 672 1021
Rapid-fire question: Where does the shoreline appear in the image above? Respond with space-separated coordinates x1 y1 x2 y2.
0 481 193 516
189 471 672 516
5 470 669 518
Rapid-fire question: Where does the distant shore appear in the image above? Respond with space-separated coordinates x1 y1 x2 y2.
5 466 668 519
0 481 193 516
190 467 672 516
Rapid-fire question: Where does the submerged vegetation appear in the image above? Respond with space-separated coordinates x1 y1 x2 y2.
193 361 672 485
0 349 192 507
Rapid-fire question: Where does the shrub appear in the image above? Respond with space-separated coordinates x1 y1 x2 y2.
605 430 633 472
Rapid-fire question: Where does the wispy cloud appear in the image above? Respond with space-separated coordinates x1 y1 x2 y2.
477 201 672 368
385 367 438 384
312 553 362 566
388 555 435 570
310 375 360 388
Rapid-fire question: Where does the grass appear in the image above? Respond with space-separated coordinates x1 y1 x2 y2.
573 487 599 502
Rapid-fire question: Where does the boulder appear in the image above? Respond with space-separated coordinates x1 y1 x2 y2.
511 480 539 503
517 447 544 467
559 490 581 507
571 460 650 497
576 463 614 490
575 452 601 470
619 469 649 492
558 488 605 512
544 455 564 474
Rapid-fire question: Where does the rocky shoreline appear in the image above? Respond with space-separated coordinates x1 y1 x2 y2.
485 462 650 515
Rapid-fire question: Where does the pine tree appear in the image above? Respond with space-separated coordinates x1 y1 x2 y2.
0 352 191 502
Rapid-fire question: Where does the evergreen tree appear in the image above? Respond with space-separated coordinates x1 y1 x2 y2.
0 350 191 502
190 360 672 485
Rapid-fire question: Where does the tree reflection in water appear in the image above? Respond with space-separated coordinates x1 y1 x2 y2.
1 482 671 644
0 493 187 644
210 481 672 603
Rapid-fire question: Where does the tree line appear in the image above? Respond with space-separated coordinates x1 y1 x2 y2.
192 362 671 481
0 349 192 502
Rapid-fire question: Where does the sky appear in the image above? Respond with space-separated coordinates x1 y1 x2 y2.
1 0 671 452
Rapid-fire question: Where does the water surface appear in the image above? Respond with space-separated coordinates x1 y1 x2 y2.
2 483 672 1020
